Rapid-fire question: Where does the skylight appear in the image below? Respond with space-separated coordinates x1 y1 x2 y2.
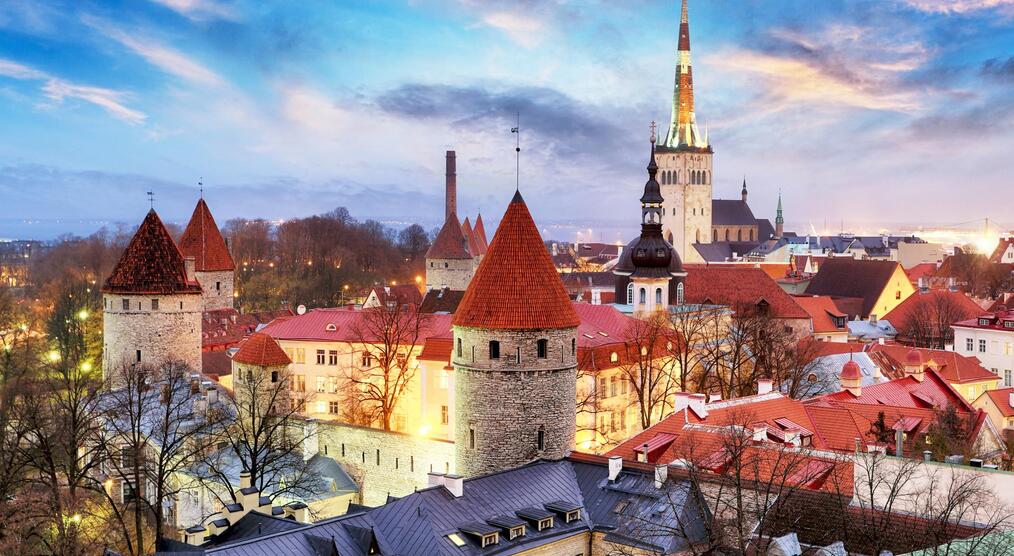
447 533 466 547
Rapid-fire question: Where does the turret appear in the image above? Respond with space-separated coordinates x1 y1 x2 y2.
839 357 863 397
178 198 236 311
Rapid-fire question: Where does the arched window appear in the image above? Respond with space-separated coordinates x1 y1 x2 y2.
737 229 743 241
626 283 634 304
725 229 730 241
713 228 718 240
696 229 701 243
676 282 685 305
655 287 662 305
750 229 756 241
639 288 646 305
690 171 696 185
610 352 618 363
704 171 708 184
489 340 500 359
536 339 548 359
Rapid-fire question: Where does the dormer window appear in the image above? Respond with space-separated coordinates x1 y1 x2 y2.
325 323 337 331
980 318 990 326
537 518 553 531
509 526 525 539
480 533 498 547
565 510 581 523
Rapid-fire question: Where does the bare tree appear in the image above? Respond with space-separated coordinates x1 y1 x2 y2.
897 293 978 349
667 304 724 393
615 312 681 432
347 304 432 431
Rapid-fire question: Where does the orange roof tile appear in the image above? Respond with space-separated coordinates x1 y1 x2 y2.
178 198 236 272
793 295 848 333
979 387 1014 417
881 290 985 330
474 213 489 253
684 265 809 319
425 214 471 259
867 344 999 385
461 217 483 257
453 191 579 330
102 210 203 295
232 332 291 367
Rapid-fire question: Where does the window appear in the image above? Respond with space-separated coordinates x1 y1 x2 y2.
509 526 525 540
610 352 618 363
328 375 338 393
441 405 449 425
122 298 130 310
489 340 500 359
537 426 545 451
966 338 974 352
639 288 646 304
626 283 634 304
447 534 466 547
655 287 662 305
456 338 462 357
1006 370 1012 387
328 350 338 365
316 350 326 365
329 401 339 414
980 339 987 353
480 533 499 548
565 510 581 523
600 377 608 397
469 428 476 449
439 369 451 389
537 517 554 531
676 282 684 305
571 338 576 356
316 377 326 393
537 339 548 358
895 290 901 300
292 348 305 364
271 370 279 383
216 281 221 291
135 349 141 363
292 374 306 392
610 376 617 397
151 298 159 310
361 352 373 367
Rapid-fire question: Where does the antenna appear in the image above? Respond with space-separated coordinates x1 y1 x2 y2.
511 112 520 192
147 191 155 209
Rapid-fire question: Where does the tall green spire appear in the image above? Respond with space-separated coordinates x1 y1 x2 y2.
776 190 784 225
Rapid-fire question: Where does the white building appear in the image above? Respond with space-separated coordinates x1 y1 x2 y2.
953 309 1014 386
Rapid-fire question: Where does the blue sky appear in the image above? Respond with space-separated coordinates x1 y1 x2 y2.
1 0 1013 241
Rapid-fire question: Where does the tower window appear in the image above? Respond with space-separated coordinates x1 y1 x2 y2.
469 428 476 449
489 340 500 359
215 281 221 291
151 298 159 310
655 288 663 305
639 288 646 304
626 283 634 305
135 349 141 363
457 338 462 357
536 339 548 358
677 282 685 305
537 426 545 451
122 298 129 311
571 338 576 356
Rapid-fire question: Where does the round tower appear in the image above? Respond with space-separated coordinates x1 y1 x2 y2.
425 214 474 292
178 198 236 311
102 210 203 384
452 190 579 477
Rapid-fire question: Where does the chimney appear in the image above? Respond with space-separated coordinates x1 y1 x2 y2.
923 450 932 462
895 428 904 458
753 425 768 442
444 474 464 498
427 472 445 488
239 471 251 490
608 456 623 482
206 387 218 406
709 392 722 403
184 256 197 282
757 378 774 395
445 150 457 220
654 464 668 489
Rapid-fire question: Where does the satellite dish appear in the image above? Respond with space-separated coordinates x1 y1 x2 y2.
296 304 307 315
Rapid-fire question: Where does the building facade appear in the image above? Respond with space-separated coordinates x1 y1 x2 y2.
953 309 1014 387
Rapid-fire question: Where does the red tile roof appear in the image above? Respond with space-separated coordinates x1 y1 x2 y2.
952 310 1014 332
232 332 291 367
263 308 453 343
417 337 453 363
882 290 985 330
461 217 483 258
368 284 423 307
202 308 294 351
425 214 471 259
683 265 809 319
867 344 998 385
903 263 937 284
793 295 847 333
178 198 236 272
812 369 973 411
990 237 1014 264
473 213 489 254
978 387 1014 417
102 209 203 295
453 191 580 330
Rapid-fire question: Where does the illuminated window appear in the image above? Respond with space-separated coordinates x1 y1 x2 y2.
447 534 466 547
610 352 618 363
509 526 525 539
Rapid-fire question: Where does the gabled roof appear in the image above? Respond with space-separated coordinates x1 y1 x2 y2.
711 199 757 226
232 332 291 367
792 295 847 333
867 344 998 385
812 369 973 412
461 217 482 257
473 213 489 253
178 199 236 272
367 284 423 307
102 209 203 295
882 290 984 330
419 288 465 313
425 214 471 260
453 191 579 330
804 258 907 318
977 387 1014 418
683 265 809 319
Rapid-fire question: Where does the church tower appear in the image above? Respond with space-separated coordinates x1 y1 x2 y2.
775 191 785 239
614 132 687 314
178 198 236 311
102 210 203 384
656 0 712 263
452 191 579 477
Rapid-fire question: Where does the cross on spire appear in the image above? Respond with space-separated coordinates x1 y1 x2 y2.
198 177 204 199
146 191 155 209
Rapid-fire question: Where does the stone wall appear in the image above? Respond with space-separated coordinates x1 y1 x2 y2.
102 292 202 382
316 421 455 507
425 257 473 291
195 270 234 311
657 148 713 264
453 326 578 477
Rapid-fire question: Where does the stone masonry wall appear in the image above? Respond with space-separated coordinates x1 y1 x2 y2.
102 292 202 382
425 257 473 291
195 270 234 311
317 422 455 507
453 326 577 477
658 149 713 263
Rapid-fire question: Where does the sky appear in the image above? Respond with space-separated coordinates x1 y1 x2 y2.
0 0 1013 241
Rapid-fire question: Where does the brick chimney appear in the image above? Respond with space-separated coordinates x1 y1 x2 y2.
445 150 457 220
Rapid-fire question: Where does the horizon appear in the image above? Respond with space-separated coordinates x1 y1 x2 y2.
1 0 1013 243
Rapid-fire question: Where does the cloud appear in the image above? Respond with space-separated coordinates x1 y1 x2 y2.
149 0 238 21
84 17 224 87
478 12 547 48
982 56 1014 81
0 57 146 124
901 0 1014 14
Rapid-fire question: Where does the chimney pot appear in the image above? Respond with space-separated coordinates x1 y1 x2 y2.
757 378 774 395
445 150 457 221
608 456 623 482
427 472 445 488
444 474 464 497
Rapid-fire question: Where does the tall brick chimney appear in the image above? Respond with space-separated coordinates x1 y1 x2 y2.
445 150 457 220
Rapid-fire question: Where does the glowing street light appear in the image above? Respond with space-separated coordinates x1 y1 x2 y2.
47 350 60 363
77 309 89 320
81 361 93 372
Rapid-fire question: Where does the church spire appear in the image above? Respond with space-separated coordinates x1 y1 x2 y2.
775 190 784 239
741 177 748 202
664 0 706 149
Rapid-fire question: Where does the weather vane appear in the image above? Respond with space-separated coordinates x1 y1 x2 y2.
511 112 520 192
146 191 155 209
199 177 204 199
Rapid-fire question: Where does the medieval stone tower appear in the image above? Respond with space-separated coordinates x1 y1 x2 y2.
657 0 712 263
178 198 236 311
102 209 203 383
452 190 579 477
424 151 486 292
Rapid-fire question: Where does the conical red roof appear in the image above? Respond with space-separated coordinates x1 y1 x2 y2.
461 217 482 257
178 199 235 272
425 214 471 259
233 332 291 367
453 191 579 330
474 213 489 254
102 210 202 295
